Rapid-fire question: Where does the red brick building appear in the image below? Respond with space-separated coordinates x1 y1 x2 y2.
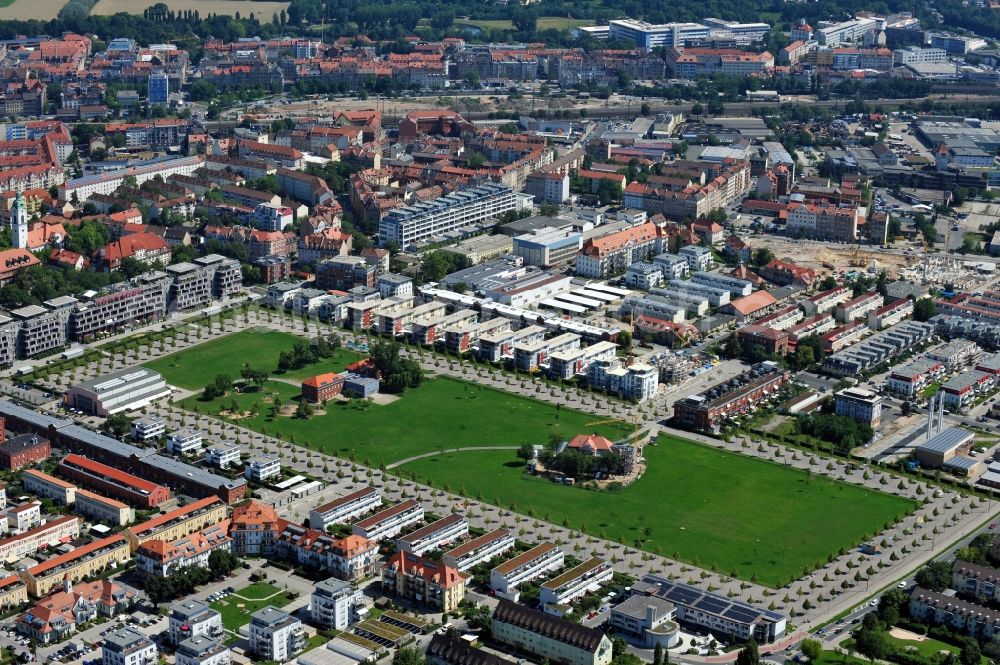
58 453 171 508
301 373 345 404
0 423 50 470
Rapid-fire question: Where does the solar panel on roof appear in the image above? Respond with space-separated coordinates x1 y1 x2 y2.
724 606 761 623
696 598 729 614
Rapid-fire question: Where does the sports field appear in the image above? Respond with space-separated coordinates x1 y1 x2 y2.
398 435 917 587
146 329 363 390
182 375 631 465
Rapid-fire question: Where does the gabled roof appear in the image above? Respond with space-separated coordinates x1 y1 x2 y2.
492 599 606 652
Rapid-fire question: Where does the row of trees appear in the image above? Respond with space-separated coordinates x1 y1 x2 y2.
144 549 240 606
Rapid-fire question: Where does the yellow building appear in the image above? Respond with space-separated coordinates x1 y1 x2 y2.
381 551 467 612
0 574 27 608
21 535 131 597
124 497 227 552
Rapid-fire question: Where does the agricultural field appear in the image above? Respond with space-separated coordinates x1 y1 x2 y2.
145 329 361 391
398 435 917 587
0 0 67 21
90 0 289 17
182 375 631 465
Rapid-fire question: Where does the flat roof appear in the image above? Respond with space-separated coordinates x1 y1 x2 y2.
917 427 974 455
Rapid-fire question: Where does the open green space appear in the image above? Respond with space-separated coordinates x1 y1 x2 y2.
145 329 362 389
183 375 631 466
884 633 981 661
398 435 917 587
210 582 295 631
453 16 590 31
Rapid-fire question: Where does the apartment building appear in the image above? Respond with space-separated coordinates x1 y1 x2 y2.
75 489 133 527
175 637 230 665
167 428 203 456
690 271 753 298
443 528 515 572
477 325 546 363
941 370 994 412
20 534 131 597
102 627 157 665
539 558 614 608
548 341 618 381
169 600 223 645
381 551 467 611
514 332 581 372
351 500 424 542
445 318 511 354
926 339 982 372
136 520 232 578
59 454 172 509
275 523 379 581
0 434 51 470
379 183 532 249
309 487 382 532
868 298 914 330
886 359 945 397
0 515 79 561
609 595 679 649
204 444 242 470
490 542 565 601
245 456 281 483
909 586 1000 640
801 287 850 316
58 155 204 203
492 600 613 665
131 416 165 443
952 560 1000 603
575 222 660 279
71 276 169 341
785 203 861 242
311 578 364 631
834 387 883 427
124 497 228 551
606 363 659 402
397 514 469 556
820 321 868 354
249 606 304 662
65 367 171 417
22 469 75 505
836 292 885 323
6 501 39 533
11 303 70 358
673 361 791 433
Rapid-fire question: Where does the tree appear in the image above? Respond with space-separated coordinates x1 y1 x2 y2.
960 638 981 665
736 638 760 665
517 444 534 463
915 560 952 592
752 248 775 267
854 628 888 664
207 549 239 576
392 648 425 665
296 400 314 419
102 413 131 438
653 644 664 665
617 330 632 351
800 640 822 663
914 298 937 322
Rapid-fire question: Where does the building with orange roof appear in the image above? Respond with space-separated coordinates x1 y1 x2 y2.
0 248 38 285
95 232 170 272
19 535 130 597
722 290 780 321
576 221 661 278
301 373 345 404
567 434 615 456
136 519 232 577
229 500 280 556
124 497 227 552
381 550 468 611
18 577 133 644
758 259 817 288
58 454 171 509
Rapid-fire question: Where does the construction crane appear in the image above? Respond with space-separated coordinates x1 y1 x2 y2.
849 242 867 268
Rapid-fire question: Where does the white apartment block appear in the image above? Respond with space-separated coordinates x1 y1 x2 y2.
131 416 165 443
540 558 614 607
836 292 884 323
174 638 230 665
678 245 712 271
886 360 945 398
309 487 382 532
60 156 204 203
801 287 850 316
22 470 76 505
5 501 41 535
204 444 242 470
169 600 223 645
167 428 203 456
379 183 532 248
609 19 710 48
397 514 469 556
443 528 515 571
816 17 879 46
310 578 365 631
490 542 565 601
607 363 659 402
245 457 281 483
893 47 948 65
351 500 424 542
249 607 303 663
75 490 133 527
102 628 157 665
869 298 914 330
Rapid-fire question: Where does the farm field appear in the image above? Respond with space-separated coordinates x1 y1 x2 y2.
90 0 289 17
210 582 295 631
182 375 632 465
0 0 66 20
145 329 361 390
397 435 917 587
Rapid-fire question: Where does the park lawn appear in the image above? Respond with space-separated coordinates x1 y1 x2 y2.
397 435 917 587
183 376 632 466
210 583 295 631
884 633 988 664
146 330 304 390
145 329 364 389
813 651 869 665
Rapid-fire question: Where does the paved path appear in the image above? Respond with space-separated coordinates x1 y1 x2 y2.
385 446 521 469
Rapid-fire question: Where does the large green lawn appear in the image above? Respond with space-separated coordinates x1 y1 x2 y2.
210 582 295 631
398 435 917 587
183 376 632 466
145 329 363 390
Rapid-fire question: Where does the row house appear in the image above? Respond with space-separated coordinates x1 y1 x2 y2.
868 298 914 330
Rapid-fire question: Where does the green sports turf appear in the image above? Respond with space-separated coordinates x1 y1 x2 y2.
145 329 362 389
397 435 917 587
182 376 633 466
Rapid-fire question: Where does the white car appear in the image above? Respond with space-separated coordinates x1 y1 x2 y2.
898 581 908 588
870 598 880 606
